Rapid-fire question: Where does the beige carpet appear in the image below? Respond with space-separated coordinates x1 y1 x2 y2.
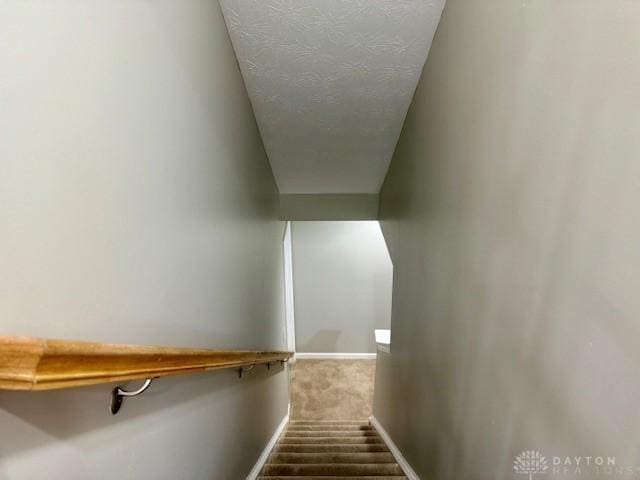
260 360 406 478
289 359 376 421
259 420 406 479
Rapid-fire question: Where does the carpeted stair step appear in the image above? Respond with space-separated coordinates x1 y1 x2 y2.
288 421 369 426
259 477 407 480
274 444 390 453
262 464 405 476
287 425 373 431
280 436 385 444
270 452 395 464
261 419 406 478
283 430 379 437
259 477 406 480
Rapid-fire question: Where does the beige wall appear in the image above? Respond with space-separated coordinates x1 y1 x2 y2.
0 1 287 478
374 0 640 478
292 221 392 353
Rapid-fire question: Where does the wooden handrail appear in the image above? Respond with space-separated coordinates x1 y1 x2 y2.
0 336 293 391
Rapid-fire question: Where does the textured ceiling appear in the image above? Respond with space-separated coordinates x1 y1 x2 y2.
220 0 445 194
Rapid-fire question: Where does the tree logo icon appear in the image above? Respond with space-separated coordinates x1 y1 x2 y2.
513 450 549 479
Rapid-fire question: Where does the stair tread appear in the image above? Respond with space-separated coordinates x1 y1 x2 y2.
289 421 370 425
261 419 404 478
274 444 390 453
259 477 407 480
280 437 385 444
287 423 373 432
262 464 405 475
284 431 379 437
269 452 395 464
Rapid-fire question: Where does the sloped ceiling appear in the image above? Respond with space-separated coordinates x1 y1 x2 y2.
219 0 445 194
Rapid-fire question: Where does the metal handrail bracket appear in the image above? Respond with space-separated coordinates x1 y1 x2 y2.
110 378 154 415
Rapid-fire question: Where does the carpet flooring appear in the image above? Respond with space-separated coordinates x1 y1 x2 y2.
290 359 376 420
259 420 406 479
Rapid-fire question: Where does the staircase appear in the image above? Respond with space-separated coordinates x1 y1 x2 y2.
259 420 406 479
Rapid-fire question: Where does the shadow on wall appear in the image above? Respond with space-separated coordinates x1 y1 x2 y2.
298 330 341 353
0 364 285 459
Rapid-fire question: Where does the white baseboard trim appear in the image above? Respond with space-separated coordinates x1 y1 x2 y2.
295 352 376 359
246 413 289 480
369 416 421 480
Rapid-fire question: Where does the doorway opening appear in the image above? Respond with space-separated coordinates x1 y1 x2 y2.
283 220 393 420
